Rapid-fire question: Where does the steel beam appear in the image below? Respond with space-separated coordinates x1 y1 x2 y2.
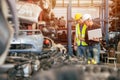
67 0 73 56
105 0 109 45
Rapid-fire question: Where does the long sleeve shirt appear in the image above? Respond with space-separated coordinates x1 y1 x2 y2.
85 23 101 46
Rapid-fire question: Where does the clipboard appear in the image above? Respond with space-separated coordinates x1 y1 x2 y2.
88 28 102 40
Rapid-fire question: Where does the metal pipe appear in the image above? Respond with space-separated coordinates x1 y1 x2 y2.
67 0 73 56
101 0 105 36
7 0 19 39
105 0 109 45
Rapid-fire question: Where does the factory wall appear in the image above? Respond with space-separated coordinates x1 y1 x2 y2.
53 7 100 20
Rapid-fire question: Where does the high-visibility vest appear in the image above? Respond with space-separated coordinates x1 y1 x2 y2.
75 24 88 46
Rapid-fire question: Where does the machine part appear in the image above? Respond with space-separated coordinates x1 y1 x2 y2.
44 37 66 53
44 39 51 45
23 63 32 77
43 37 54 49
39 0 56 9
42 26 57 40
16 1 41 23
32 60 40 72
51 44 67 54
6 0 19 38
10 33 44 54
0 0 13 65
10 61 32 77
39 0 56 22
32 65 120 80
6 55 41 79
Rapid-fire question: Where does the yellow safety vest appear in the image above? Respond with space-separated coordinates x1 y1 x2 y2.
76 24 88 46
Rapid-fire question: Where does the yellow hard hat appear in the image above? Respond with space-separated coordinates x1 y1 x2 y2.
75 13 82 20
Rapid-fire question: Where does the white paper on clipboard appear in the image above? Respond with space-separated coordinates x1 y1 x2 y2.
88 28 102 40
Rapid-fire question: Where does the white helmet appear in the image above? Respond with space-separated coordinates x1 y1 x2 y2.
82 14 92 21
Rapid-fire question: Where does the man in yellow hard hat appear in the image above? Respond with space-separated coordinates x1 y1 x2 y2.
74 13 82 21
73 13 88 61
74 13 82 56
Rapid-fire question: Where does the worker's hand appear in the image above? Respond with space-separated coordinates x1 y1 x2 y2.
78 36 85 41
93 37 99 42
80 38 85 41
73 45 77 51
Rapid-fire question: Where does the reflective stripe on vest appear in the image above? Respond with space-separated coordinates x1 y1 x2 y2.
76 24 88 46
